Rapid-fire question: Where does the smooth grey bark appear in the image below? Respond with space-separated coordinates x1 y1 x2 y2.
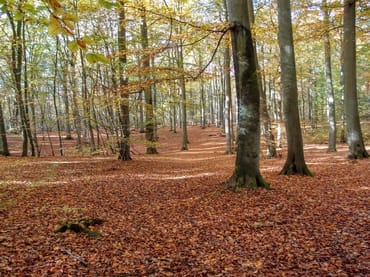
248 0 277 158
224 46 234 154
138 91 145 133
53 37 64 156
70 54 82 148
343 0 368 159
200 81 206 129
0 100 10 156
198 50 207 129
22 24 35 156
176 34 189 151
277 0 312 175
62 70 72 140
140 6 157 154
322 0 337 152
7 9 28 156
117 0 131 161
225 0 269 190
222 0 234 154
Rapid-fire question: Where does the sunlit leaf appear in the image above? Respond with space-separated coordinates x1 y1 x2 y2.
14 12 24 21
86 53 110 64
77 39 87 50
67 41 79 53
98 0 117 9
81 36 95 45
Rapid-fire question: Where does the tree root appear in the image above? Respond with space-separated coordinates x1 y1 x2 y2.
225 174 270 192
55 217 104 238
279 163 313 176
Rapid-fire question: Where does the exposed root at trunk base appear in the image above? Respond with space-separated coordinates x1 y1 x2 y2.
225 174 270 192
279 162 313 176
146 147 158 154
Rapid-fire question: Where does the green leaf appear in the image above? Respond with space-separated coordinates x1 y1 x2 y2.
67 41 79 53
81 36 95 45
48 22 62 35
86 53 110 64
22 3 35 13
14 12 24 21
98 0 117 9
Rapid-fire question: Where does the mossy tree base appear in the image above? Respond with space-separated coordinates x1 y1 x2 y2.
279 162 313 176
146 147 158 154
225 174 270 192
55 217 104 238
348 144 369 159
118 142 131 161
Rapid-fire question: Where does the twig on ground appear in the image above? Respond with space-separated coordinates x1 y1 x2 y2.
60 247 88 267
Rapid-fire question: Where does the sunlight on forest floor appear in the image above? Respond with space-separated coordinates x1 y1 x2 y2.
0 127 369 276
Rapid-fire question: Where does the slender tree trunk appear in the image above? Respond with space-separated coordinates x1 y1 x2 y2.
7 9 28 156
343 0 368 158
226 0 269 190
277 0 312 175
118 0 131 161
200 82 206 129
0 100 10 156
177 38 188 150
322 0 337 152
248 0 276 158
60 53 72 140
53 37 64 156
138 91 145 133
70 57 82 148
172 92 177 133
80 49 95 151
152 83 158 141
224 45 234 154
22 24 36 156
222 0 234 154
140 6 157 154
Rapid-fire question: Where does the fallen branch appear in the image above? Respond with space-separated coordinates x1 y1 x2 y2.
60 247 88 267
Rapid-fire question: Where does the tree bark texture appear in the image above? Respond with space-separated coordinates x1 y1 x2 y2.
322 0 337 152
226 0 269 190
140 7 157 154
277 0 312 175
343 0 368 159
118 0 131 161
0 100 10 156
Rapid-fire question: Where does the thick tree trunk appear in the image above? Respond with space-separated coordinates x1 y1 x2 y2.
277 0 312 175
343 0 368 159
226 0 269 190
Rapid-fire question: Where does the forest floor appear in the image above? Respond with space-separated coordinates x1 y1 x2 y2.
0 126 369 276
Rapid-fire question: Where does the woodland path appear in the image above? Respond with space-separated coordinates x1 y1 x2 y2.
0 126 369 276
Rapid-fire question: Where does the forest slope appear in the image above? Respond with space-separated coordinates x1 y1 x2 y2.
0 126 369 276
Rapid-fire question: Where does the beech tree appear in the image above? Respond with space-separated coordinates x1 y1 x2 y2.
0 99 9 156
118 0 131 161
343 0 368 159
225 0 269 190
322 0 337 152
277 0 312 176
140 4 158 154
